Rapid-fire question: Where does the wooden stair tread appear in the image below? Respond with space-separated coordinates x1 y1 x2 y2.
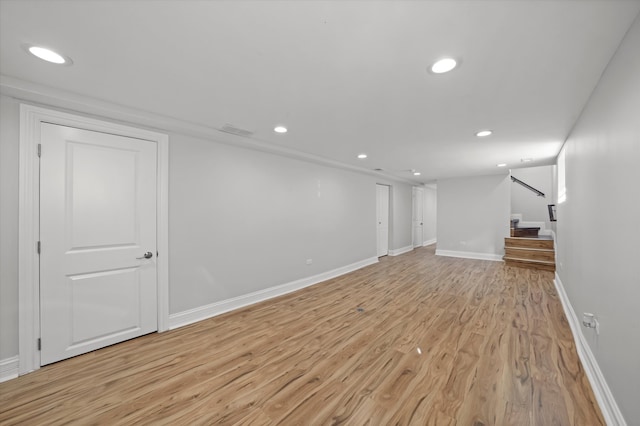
504 248 555 263
506 235 553 240
503 257 556 272
512 227 540 238
503 256 555 265
504 235 555 272
505 247 554 252
505 237 554 250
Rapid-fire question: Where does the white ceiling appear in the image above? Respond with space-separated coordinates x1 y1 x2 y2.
2 0 639 183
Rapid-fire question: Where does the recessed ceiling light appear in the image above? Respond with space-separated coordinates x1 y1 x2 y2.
274 126 287 133
413 171 421 176
430 58 457 74
497 163 507 167
476 130 493 137
357 154 367 159
26 45 71 65
521 158 533 163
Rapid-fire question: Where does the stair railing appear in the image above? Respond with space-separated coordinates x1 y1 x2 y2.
511 176 545 197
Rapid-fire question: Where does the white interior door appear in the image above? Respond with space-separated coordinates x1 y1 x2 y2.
39 123 158 365
376 184 389 257
412 187 424 247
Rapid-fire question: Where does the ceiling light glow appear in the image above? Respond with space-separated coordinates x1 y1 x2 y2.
413 171 421 176
497 163 507 167
357 154 367 159
28 46 68 64
521 158 533 163
476 130 493 137
430 58 457 74
274 126 287 133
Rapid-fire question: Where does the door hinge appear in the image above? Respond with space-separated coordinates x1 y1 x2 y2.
37 338 41 351
37 241 41 254
37 143 41 157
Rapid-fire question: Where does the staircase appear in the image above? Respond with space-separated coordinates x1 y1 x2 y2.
503 237 555 272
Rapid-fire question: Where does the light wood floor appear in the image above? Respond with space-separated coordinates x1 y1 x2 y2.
0 245 604 425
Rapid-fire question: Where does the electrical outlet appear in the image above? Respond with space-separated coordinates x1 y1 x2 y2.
582 313 597 329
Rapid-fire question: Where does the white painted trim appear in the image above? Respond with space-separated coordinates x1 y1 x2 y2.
169 256 379 330
549 229 558 266
1 75 416 185
0 356 19 383
18 104 170 375
156 134 170 333
422 238 436 246
389 246 413 256
18 105 41 375
554 273 627 426
435 249 503 262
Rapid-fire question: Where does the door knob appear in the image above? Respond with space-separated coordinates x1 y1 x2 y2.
137 251 153 259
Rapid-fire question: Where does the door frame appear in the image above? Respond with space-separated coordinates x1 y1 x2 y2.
18 104 170 375
412 186 424 248
376 183 390 257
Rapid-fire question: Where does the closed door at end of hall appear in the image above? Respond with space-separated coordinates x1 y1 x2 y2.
376 184 389 257
413 187 424 247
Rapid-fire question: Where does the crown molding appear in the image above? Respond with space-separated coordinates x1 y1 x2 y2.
1 74 417 186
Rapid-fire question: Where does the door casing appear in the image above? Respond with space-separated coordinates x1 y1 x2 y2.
18 104 169 375
376 184 390 257
412 187 424 247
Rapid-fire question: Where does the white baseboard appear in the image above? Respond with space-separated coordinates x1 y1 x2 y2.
435 249 503 262
169 256 379 330
422 238 436 246
0 356 19 383
389 246 413 256
554 273 626 426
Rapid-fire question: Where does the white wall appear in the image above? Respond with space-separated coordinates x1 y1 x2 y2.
556 14 640 423
0 95 19 360
0 93 414 360
422 185 437 244
436 174 510 260
510 165 554 229
169 134 402 313
390 184 412 252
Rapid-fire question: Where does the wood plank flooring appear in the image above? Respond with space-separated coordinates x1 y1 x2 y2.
0 245 604 425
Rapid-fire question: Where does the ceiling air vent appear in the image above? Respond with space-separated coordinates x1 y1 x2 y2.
219 124 254 138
